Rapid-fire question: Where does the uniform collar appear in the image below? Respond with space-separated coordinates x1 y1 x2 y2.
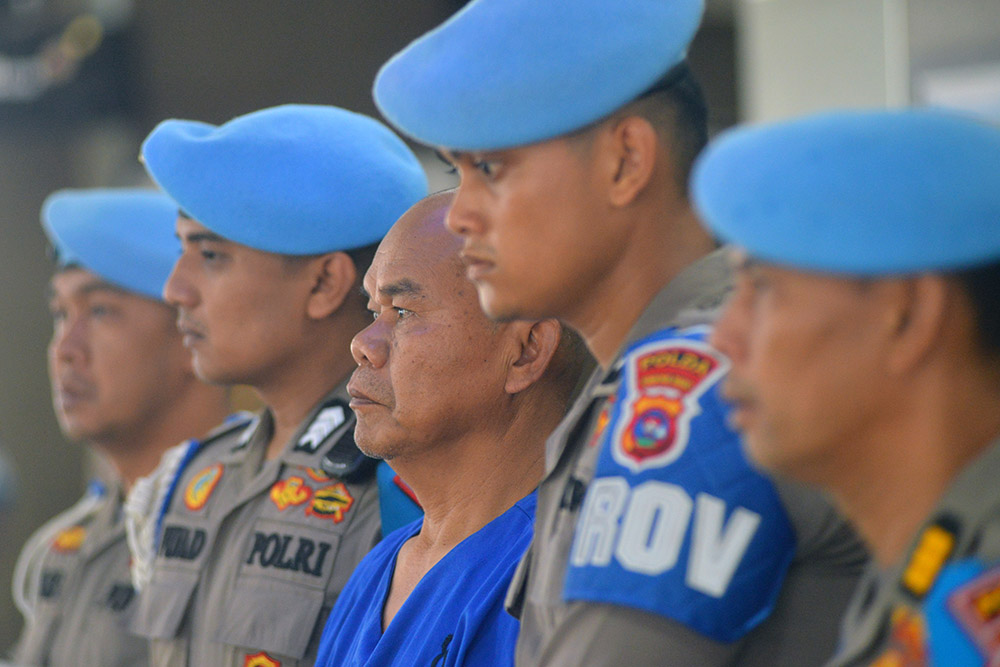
617 248 731 358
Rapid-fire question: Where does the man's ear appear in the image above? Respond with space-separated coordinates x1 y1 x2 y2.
306 252 357 320
884 275 950 375
505 319 562 395
604 115 660 208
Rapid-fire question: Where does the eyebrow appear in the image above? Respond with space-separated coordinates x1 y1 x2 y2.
436 149 462 166
179 231 228 244
47 279 127 302
361 278 426 303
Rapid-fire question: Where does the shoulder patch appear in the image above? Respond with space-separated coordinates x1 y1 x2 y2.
610 336 728 473
564 326 795 642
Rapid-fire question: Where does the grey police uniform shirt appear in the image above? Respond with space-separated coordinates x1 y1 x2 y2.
828 435 1000 666
129 381 381 667
13 481 147 667
506 249 870 667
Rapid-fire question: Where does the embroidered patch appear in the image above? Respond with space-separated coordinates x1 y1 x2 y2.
305 482 354 523
946 564 1000 660
184 464 223 511
588 399 614 448
305 467 330 483
243 651 281 667
269 476 312 511
295 400 349 453
611 339 728 472
871 606 927 667
51 525 86 552
901 521 957 599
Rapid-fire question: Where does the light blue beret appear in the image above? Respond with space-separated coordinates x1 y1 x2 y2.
373 0 704 151
692 109 1000 275
141 104 428 255
42 188 180 300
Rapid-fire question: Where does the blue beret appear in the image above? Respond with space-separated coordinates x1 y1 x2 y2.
42 188 180 300
374 0 704 151
692 109 1000 275
141 104 428 255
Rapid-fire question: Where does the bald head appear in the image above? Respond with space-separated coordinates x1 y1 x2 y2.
349 190 590 459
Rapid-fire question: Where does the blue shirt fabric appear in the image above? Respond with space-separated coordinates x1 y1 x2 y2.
317 492 537 666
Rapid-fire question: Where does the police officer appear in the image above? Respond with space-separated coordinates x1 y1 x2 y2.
371 0 868 664
125 104 427 667
696 109 1000 666
12 188 231 666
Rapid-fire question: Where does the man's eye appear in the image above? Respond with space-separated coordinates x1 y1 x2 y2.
201 249 218 261
89 304 113 318
472 159 499 178
394 307 414 320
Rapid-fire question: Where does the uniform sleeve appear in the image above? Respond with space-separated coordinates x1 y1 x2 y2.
562 331 796 642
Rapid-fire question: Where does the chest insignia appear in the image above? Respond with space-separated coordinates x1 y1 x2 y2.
871 606 927 667
243 651 281 667
270 475 313 511
901 520 958 599
184 464 223 511
51 525 86 552
305 482 354 524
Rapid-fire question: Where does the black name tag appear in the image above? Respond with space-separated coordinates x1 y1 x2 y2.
160 525 207 561
245 531 332 577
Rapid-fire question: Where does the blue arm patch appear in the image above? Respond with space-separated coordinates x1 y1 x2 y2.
377 461 424 537
563 327 796 642
925 559 1000 665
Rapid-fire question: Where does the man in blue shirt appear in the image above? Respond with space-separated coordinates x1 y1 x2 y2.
317 191 592 666
370 0 868 664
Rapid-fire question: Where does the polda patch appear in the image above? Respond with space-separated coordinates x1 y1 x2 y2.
611 337 728 472
184 464 223 511
305 482 354 524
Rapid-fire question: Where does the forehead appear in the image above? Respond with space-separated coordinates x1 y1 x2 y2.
50 267 127 300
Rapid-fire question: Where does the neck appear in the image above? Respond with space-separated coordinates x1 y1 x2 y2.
825 376 1000 568
254 327 360 460
93 383 230 492
392 397 550 554
567 204 715 367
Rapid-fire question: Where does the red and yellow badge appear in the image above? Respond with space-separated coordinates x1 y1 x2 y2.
305 467 330 483
51 525 86 552
184 464 223 511
587 397 615 449
243 651 280 667
871 606 927 667
611 337 727 472
269 475 312 511
305 482 354 524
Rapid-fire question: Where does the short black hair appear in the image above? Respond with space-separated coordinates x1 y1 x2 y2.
280 241 380 310
627 62 709 193
952 261 1000 358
